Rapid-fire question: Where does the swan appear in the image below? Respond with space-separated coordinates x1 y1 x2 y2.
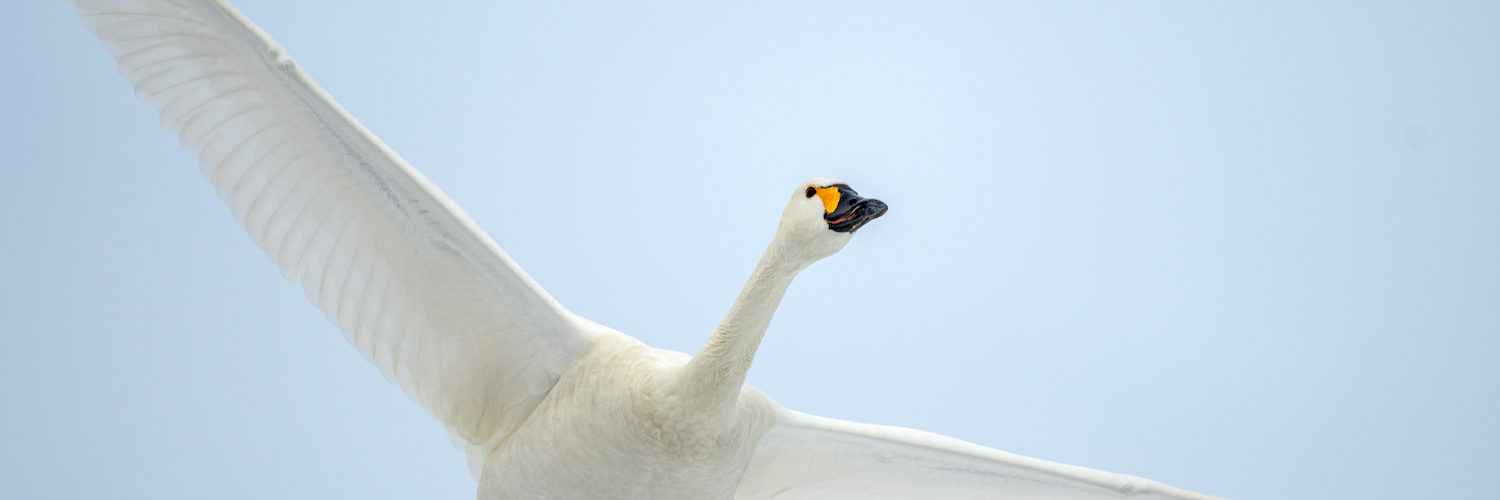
69 0 1219 498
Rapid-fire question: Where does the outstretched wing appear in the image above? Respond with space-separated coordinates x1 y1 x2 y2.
736 407 1220 499
70 0 599 475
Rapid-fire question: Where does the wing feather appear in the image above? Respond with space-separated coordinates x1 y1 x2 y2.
71 0 599 477
736 407 1220 500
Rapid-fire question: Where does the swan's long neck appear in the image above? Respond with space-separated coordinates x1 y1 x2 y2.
681 239 801 414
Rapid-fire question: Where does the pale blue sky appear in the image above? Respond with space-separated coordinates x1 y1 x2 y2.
3 1 1498 499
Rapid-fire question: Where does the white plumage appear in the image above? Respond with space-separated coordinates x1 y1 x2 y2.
70 1 1219 498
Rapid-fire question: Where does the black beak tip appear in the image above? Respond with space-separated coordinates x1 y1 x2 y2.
862 198 889 219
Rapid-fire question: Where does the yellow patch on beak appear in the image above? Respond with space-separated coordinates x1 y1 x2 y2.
813 186 841 213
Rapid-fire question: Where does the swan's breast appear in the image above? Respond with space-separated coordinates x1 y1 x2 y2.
477 334 775 499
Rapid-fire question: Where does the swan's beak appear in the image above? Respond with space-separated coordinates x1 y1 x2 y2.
825 190 888 233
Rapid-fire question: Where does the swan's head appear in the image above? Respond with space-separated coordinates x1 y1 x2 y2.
774 178 889 267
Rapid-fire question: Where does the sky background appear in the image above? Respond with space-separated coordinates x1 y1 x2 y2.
3 1 1498 499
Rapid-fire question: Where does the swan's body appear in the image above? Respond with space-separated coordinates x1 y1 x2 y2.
69 1 1219 498
481 333 773 498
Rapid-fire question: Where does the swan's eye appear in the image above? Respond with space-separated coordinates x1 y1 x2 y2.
805 187 816 198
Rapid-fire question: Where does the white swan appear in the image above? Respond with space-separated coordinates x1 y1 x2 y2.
70 1 1219 498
